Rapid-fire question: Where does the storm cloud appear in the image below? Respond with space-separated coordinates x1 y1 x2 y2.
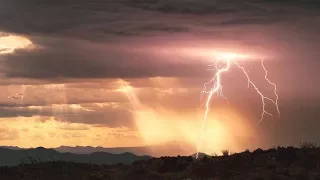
0 0 319 80
0 0 320 148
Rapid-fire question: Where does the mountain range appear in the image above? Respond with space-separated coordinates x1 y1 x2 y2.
0 147 151 167
0 141 198 166
1 141 196 157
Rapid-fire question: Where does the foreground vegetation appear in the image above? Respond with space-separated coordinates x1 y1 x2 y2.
1 144 320 180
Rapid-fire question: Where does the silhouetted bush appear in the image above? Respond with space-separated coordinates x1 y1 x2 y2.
253 148 264 154
221 149 230 156
300 141 317 149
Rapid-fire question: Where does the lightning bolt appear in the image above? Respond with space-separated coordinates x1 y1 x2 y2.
261 59 280 118
196 57 279 159
196 59 231 159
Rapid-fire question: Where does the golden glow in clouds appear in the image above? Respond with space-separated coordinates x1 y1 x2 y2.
0 116 140 148
118 81 256 155
0 33 32 54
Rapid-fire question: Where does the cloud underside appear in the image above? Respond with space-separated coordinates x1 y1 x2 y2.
0 0 320 147
0 0 319 80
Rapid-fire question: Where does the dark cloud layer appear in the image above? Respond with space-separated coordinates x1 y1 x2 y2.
0 0 320 146
129 0 320 14
3 44 205 79
0 0 319 80
0 0 193 38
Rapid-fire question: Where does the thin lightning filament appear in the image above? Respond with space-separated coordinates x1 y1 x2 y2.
196 58 279 159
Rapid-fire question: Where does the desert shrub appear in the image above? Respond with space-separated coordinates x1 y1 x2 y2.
253 148 264 154
264 148 276 154
299 141 317 149
221 149 230 156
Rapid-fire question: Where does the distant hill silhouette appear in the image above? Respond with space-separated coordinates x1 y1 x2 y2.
0 146 24 150
1 141 196 157
2 146 320 180
0 147 151 167
54 141 196 157
54 145 149 155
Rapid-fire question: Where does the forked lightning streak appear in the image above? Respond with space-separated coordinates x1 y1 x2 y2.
196 57 280 159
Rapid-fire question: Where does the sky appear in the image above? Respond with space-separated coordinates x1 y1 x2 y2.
0 0 320 155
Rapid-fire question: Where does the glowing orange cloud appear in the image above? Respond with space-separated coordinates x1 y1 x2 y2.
0 33 33 54
0 116 141 148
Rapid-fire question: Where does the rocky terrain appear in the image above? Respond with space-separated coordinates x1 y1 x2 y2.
1 145 320 180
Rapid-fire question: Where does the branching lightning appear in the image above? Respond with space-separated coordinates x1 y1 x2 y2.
196 56 280 159
261 59 280 118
